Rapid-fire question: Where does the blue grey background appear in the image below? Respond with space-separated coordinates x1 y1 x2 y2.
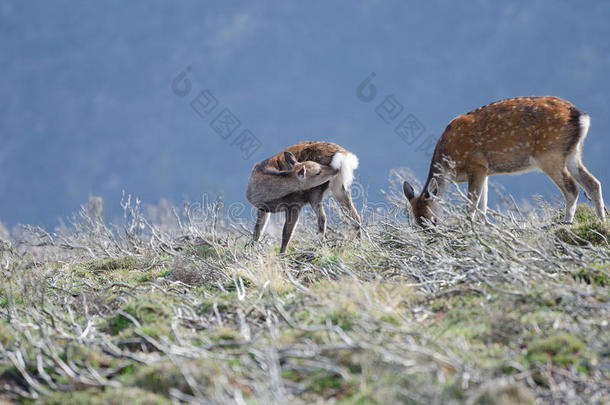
2 1 609 228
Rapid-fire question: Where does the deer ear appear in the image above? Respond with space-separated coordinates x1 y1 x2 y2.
284 152 297 169
297 166 306 180
425 177 439 198
403 181 415 201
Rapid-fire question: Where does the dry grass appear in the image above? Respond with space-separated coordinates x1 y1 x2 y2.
0 185 608 404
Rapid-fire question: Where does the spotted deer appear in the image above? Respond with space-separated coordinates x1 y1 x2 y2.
403 96 605 226
247 141 361 253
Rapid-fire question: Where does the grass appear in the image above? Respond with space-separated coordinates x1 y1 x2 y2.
0 197 608 404
572 264 609 286
555 204 610 246
525 332 585 367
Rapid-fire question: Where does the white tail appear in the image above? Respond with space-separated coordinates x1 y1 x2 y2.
330 152 359 189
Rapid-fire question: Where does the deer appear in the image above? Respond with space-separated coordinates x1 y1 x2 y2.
403 96 605 227
246 151 339 205
247 141 361 253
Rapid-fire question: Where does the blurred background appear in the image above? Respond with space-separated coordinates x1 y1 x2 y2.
1 0 609 229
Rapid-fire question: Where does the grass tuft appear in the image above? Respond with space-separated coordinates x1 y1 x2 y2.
555 204 610 246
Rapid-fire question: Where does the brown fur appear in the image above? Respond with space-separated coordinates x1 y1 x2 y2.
249 141 361 253
404 96 605 226
268 141 349 169
246 156 338 207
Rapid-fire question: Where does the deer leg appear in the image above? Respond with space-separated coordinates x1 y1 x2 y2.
477 176 489 214
568 160 605 221
540 162 579 223
308 188 327 240
253 210 269 241
467 170 487 217
330 179 361 236
280 205 302 253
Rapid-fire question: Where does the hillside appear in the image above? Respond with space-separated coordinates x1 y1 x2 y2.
0 187 609 404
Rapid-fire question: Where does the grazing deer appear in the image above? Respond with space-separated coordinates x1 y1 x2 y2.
403 96 605 226
247 141 361 253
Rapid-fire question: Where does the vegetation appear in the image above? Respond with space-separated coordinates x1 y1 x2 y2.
0 184 608 404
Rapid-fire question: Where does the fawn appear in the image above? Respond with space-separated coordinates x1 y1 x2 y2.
403 96 605 226
247 141 361 253
246 150 339 205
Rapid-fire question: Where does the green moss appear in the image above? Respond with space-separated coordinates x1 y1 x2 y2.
106 299 170 336
131 365 188 395
209 326 240 343
442 381 468 402
0 295 22 308
118 364 137 377
184 243 218 259
574 204 601 223
39 387 170 405
556 223 610 246
320 252 341 268
283 368 355 399
309 371 344 392
526 332 585 366
429 291 491 342
107 305 138 335
328 311 356 331
572 266 608 286
87 255 141 272
520 309 565 326
336 392 382 405
126 360 218 396
293 309 312 322
521 290 562 309
575 362 591 375
555 204 609 246
380 313 402 326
